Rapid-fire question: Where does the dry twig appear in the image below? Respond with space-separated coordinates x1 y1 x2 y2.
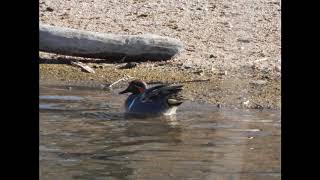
108 75 136 89
70 61 95 73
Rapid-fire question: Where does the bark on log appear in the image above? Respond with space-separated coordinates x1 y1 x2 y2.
39 24 183 61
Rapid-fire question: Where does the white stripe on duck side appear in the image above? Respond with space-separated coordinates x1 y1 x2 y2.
128 96 138 111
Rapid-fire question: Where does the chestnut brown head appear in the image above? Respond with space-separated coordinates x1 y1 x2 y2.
119 80 148 94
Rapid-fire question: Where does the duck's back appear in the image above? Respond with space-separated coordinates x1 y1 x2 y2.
124 84 183 115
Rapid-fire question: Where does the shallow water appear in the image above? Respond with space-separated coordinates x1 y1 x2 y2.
40 83 281 180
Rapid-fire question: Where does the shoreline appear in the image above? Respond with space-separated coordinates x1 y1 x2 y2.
40 55 280 110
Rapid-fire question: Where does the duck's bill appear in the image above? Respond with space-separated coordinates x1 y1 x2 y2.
119 88 129 94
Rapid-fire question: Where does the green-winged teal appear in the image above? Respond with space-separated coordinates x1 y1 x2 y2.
119 80 184 115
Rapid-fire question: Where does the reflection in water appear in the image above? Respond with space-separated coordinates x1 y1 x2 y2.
40 84 281 180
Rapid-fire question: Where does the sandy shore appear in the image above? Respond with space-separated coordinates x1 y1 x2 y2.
39 0 281 109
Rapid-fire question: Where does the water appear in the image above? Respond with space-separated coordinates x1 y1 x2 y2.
40 83 281 180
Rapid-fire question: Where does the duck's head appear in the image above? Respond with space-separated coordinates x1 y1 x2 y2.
119 80 148 94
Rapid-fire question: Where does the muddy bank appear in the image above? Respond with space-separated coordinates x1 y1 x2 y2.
40 56 280 109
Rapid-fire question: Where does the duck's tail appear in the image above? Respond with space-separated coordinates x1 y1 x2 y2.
165 85 184 107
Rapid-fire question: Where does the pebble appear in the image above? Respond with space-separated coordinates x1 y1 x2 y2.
243 100 250 106
194 70 204 76
137 13 148 18
121 62 137 69
253 104 263 109
228 22 233 28
46 7 54 12
183 65 192 69
211 66 218 73
237 39 250 43
255 57 268 62
250 80 267 85
222 71 228 76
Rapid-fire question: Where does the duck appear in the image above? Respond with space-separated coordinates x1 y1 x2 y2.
119 80 184 116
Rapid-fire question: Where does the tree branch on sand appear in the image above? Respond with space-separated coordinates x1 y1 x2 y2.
39 24 183 62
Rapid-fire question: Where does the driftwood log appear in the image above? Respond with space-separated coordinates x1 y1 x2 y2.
39 24 183 61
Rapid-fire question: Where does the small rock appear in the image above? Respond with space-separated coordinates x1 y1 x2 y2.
209 5 216 10
120 62 137 69
46 7 54 12
157 63 166 66
261 75 270 80
183 65 192 69
259 52 266 57
209 54 216 58
269 1 280 5
243 100 250 106
211 66 218 73
255 57 268 62
251 64 259 70
237 39 250 43
250 80 267 85
194 70 204 76
217 70 227 76
169 24 178 30
137 13 148 18
228 22 233 28
223 71 228 76
275 65 281 72
60 12 69 17
252 104 263 109
186 47 195 52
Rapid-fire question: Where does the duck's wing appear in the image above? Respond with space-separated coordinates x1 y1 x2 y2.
142 84 184 106
144 84 166 94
